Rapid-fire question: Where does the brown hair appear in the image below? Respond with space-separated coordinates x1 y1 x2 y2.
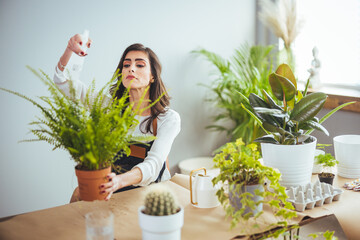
109 43 170 134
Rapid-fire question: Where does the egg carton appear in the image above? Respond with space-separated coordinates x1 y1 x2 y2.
285 180 344 212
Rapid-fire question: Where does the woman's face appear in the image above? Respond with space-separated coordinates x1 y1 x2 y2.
121 51 153 89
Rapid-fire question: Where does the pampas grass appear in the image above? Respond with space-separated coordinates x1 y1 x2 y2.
258 0 304 49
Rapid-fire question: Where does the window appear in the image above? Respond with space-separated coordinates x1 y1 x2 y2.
292 0 360 89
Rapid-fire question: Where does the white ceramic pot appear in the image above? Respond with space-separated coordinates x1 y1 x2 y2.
138 206 184 240
334 135 360 178
261 137 317 188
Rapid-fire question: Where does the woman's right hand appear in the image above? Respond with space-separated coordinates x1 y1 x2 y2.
66 34 92 57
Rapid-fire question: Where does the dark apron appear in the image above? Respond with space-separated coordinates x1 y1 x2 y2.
113 118 166 192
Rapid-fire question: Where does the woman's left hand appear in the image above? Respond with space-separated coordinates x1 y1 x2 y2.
99 173 121 201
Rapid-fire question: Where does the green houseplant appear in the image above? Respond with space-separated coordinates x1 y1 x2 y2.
240 63 354 187
138 185 184 240
0 67 154 201
315 145 338 185
212 139 297 237
193 44 275 144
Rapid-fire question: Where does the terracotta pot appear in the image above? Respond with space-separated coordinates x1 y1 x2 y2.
75 166 111 201
318 173 335 185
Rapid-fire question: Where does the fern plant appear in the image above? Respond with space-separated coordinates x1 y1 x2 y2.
0 66 154 170
193 44 275 144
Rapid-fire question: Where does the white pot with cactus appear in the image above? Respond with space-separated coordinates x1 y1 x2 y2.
138 185 184 240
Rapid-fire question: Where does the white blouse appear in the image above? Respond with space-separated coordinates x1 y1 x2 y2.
53 66 181 186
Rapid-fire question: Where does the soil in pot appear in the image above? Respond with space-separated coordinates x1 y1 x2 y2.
318 172 335 185
75 166 111 201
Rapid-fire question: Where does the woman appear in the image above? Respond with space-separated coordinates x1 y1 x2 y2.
54 34 181 201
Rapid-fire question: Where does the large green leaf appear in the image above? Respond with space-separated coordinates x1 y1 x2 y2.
290 92 327 123
249 93 281 127
254 135 279 144
262 122 288 135
302 120 329 136
269 73 296 102
275 63 297 90
253 107 287 118
249 93 270 108
262 90 282 111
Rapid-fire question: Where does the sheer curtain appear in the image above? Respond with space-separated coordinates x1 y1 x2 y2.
292 0 360 88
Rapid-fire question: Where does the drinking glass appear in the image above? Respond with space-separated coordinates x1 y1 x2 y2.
85 210 114 240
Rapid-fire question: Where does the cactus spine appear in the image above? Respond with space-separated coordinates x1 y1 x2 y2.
144 186 179 216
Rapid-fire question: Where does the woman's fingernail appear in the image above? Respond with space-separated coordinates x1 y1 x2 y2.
79 42 82 46
101 191 105 194
80 51 84 55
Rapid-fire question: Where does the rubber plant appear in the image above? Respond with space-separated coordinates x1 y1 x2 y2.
212 139 297 237
240 63 355 145
193 44 275 144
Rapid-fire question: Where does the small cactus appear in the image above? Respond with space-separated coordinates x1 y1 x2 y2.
143 185 179 216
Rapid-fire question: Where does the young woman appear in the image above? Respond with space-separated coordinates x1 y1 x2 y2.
54 34 181 201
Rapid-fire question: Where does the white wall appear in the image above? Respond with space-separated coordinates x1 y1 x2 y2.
0 0 256 217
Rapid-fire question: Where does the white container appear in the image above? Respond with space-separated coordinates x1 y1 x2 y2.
178 157 219 177
138 206 184 240
261 137 317 188
65 29 89 80
189 168 220 208
85 210 114 240
334 135 360 178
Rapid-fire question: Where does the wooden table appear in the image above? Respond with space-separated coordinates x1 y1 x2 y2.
0 174 358 239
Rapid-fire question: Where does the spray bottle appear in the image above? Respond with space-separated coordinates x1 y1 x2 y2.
64 30 89 80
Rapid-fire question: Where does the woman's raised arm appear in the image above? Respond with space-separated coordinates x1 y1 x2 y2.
57 34 92 72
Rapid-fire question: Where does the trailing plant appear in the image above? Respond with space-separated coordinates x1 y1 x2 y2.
212 138 297 236
308 230 338 240
143 185 180 216
0 66 155 170
193 44 275 144
240 63 355 145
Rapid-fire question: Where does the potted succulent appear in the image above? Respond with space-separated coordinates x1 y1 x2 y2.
138 185 184 240
240 63 354 187
212 138 296 236
0 67 154 201
315 145 338 185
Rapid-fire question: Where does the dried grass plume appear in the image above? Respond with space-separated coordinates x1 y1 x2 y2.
258 0 304 49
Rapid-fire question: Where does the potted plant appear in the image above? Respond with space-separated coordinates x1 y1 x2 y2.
138 184 184 240
315 145 338 185
240 63 354 187
193 44 275 144
0 67 154 201
212 138 296 236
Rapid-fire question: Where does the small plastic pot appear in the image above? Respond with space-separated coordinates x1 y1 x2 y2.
318 173 335 185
